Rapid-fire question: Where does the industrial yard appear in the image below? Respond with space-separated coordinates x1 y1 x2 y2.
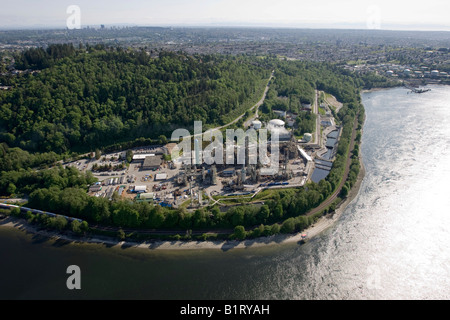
64 91 343 211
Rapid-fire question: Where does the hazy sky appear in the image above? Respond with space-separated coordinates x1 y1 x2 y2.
1 0 449 31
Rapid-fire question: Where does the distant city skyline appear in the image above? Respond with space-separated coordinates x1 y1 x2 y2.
0 0 449 31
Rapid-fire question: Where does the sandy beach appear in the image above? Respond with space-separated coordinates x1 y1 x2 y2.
0 212 341 251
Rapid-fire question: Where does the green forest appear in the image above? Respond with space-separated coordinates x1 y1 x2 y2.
0 44 270 153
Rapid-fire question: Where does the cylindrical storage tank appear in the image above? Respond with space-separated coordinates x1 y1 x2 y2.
252 120 262 130
304 133 312 142
269 119 285 128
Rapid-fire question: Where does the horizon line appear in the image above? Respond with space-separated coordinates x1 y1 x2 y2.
1 23 450 33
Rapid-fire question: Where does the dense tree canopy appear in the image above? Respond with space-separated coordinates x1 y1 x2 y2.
0 46 270 153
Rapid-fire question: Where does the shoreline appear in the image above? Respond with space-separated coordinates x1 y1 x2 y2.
361 82 450 94
0 158 366 251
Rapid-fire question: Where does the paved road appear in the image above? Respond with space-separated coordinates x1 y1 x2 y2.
0 198 27 204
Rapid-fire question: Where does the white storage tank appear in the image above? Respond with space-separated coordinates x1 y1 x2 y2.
252 120 262 130
304 133 312 142
268 119 285 128
431 70 440 78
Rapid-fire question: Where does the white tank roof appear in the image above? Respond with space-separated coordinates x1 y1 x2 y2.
269 119 285 126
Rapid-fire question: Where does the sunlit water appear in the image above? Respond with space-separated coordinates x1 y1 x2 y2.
1 85 450 300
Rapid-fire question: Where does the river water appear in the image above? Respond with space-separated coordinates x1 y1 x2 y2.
1 85 450 300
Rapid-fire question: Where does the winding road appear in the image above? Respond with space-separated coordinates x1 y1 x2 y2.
184 70 274 139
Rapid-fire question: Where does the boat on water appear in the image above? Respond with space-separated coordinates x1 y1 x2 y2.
411 88 431 94
405 85 431 94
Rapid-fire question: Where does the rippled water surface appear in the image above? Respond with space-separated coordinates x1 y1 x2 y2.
1 85 450 299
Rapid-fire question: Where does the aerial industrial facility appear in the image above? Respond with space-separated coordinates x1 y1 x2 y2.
77 91 342 209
